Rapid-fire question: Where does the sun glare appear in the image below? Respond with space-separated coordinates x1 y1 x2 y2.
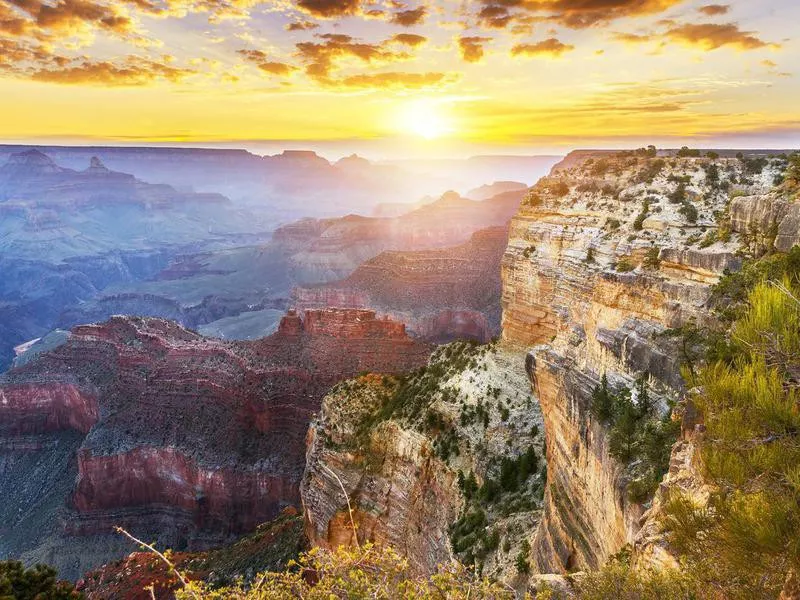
401 100 451 140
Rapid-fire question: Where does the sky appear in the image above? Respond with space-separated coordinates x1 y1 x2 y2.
0 0 798 158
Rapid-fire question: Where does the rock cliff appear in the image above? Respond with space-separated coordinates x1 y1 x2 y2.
301 341 544 581
501 150 790 572
293 226 510 343
0 310 430 580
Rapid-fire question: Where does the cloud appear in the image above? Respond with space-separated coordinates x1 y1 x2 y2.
390 33 428 47
336 71 454 89
390 6 427 27
30 56 195 85
237 49 297 76
476 0 685 30
7 0 134 38
295 0 360 19
698 4 729 16
665 22 776 51
477 4 514 29
286 20 319 31
295 33 412 81
458 36 491 63
511 37 574 58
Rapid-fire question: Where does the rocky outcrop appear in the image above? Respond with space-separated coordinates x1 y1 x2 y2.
293 227 509 343
301 343 544 581
501 152 786 573
0 310 430 580
730 193 800 252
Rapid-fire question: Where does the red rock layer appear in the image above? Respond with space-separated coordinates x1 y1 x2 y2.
0 311 430 578
0 383 98 435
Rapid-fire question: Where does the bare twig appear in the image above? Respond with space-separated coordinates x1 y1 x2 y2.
319 464 361 549
114 526 200 600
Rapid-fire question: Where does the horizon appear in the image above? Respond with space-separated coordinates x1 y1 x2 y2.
1 139 798 164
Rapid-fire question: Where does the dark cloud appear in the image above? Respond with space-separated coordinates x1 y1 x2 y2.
391 33 428 47
476 0 685 30
458 36 492 63
511 37 574 57
295 0 360 19
477 4 514 28
698 4 729 16
8 0 133 36
665 22 776 50
390 6 426 27
286 20 319 31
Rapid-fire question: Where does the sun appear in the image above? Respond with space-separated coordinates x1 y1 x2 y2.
400 100 452 140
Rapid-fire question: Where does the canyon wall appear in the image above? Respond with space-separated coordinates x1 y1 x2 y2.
294 226 509 343
501 151 789 572
0 310 430 580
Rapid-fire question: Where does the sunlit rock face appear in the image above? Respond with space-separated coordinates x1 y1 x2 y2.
500 151 786 572
0 311 430 580
293 226 509 343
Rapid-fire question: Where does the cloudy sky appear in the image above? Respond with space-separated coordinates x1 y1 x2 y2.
0 0 797 157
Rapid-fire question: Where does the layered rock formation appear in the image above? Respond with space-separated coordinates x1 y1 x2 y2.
0 310 430 579
293 226 510 343
500 151 789 572
273 190 524 284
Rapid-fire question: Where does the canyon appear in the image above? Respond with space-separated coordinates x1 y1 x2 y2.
3 147 798 599
0 148 528 371
299 149 799 587
0 309 430 580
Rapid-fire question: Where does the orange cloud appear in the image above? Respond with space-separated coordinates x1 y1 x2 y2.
296 33 411 81
237 49 297 76
390 6 426 27
476 0 685 30
31 56 195 85
511 37 574 58
458 36 492 63
698 4 729 16
295 0 360 19
391 33 428 47
665 22 776 51
337 71 454 89
286 20 319 31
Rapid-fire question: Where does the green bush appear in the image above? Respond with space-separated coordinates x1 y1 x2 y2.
0 562 83 600
661 272 800 598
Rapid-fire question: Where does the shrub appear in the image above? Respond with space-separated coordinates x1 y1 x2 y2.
643 247 661 270
661 273 800 598
574 559 699 600
176 543 516 599
0 561 83 600
669 182 687 204
677 146 701 158
679 202 698 223
615 258 635 272
515 540 531 575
